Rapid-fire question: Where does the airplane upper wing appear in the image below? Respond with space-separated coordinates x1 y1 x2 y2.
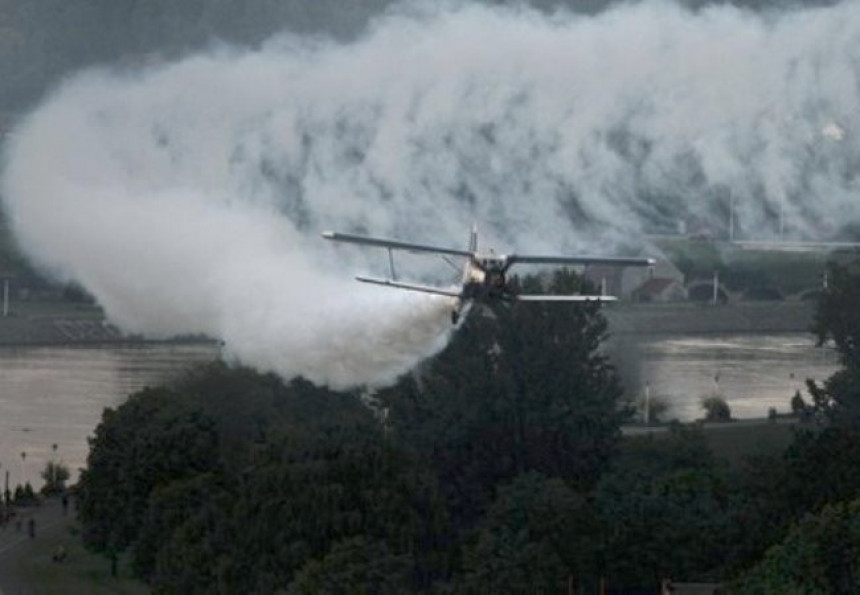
322 231 473 258
515 294 618 302
507 254 656 267
355 275 462 298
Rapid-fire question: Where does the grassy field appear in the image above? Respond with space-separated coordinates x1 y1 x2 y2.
700 420 803 468
623 418 808 470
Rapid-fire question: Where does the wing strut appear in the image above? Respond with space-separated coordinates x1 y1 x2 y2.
388 248 397 280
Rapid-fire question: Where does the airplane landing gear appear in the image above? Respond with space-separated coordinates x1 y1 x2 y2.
451 310 459 325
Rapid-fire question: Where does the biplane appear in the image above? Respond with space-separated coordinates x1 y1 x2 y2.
322 226 655 323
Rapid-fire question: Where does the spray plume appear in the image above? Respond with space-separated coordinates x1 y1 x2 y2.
3 0 860 387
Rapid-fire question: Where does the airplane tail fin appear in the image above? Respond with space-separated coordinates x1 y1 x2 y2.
469 224 478 253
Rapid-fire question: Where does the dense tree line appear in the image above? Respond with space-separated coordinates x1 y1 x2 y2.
76 264 860 592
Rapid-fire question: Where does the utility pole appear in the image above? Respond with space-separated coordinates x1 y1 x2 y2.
644 382 651 424
51 443 58 490
779 202 785 239
728 192 735 242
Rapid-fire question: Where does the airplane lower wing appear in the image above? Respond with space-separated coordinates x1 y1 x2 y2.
355 275 462 298
515 295 618 302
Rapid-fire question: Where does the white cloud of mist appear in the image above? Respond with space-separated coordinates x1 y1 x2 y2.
3 0 860 387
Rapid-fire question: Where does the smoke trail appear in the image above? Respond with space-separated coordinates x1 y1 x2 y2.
3 0 860 387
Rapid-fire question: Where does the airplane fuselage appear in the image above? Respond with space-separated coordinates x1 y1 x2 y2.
452 255 511 321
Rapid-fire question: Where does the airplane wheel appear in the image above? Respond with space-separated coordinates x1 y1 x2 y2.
451 311 459 325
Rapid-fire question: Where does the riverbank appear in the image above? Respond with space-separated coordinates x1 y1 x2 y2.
604 301 815 335
0 302 215 346
0 300 816 346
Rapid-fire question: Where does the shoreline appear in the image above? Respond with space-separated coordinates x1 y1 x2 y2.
0 314 219 347
604 300 815 336
0 301 816 346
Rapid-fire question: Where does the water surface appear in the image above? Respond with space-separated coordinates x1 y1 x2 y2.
0 343 219 490
615 333 840 422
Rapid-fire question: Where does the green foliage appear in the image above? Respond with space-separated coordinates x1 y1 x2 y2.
596 426 732 587
727 426 860 574
287 536 414 594
728 498 860 594
808 261 860 424
78 362 451 593
77 385 222 553
378 277 625 522
701 394 732 421
455 472 598 593
131 472 227 582
638 393 671 424
791 390 811 419
40 460 71 495
778 428 860 521
14 482 38 506
224 428 448 592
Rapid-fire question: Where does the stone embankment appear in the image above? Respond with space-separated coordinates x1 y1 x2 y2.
0 300 816 346
604 301 816 335
0 317 125 345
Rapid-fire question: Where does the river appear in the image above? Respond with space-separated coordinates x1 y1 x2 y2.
0 343 220 491
0 333 842 492
611 332 841 422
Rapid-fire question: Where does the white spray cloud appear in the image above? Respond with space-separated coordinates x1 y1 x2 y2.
3 0 860 386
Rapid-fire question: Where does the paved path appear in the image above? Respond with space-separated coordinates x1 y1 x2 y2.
0 497 74 595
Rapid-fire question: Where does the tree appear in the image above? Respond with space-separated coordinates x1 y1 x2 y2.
701 395 732 422
638 393 671 424
77 386 222 554
453 472 600 593
728 498 860 594
726 425 860 574
39 460 70 495
790 390 811 421
234 428 448 591
378 271 627 522
596 425 733 588
78 362 453 591
287 536 414 594
808 261 860 424
131 472 228 582
776 427 860 522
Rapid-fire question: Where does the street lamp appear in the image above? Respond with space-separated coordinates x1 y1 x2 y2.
51 444 58 490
